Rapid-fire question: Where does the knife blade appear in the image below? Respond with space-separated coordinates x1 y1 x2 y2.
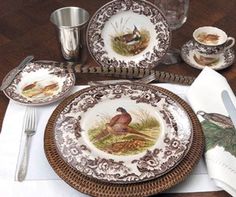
88 79 132 86
0 55 34 91
221 90 236 129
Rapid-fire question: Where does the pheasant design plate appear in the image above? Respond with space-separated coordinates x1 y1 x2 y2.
86 0 171 69
53 83 193 183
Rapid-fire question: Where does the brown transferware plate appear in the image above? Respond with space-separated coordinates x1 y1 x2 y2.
86 0 171 69
48 83 194 184
3 61 75 106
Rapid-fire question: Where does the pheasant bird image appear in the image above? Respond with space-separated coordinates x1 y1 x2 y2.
95 107 153 141
88 107 161 155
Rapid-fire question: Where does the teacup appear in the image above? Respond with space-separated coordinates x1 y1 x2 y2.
193 26 235 58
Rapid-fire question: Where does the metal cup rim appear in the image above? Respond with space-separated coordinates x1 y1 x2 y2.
50 6 90 29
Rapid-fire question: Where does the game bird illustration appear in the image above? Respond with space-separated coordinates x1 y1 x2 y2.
95 107 153 141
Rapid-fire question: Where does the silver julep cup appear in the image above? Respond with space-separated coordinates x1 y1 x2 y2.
50 7 90 62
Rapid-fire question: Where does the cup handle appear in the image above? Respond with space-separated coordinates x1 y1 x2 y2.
225 37 235 50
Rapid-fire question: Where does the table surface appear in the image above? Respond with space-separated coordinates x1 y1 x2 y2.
0 0 235 196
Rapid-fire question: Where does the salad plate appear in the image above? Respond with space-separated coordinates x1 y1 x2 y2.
53 83 193 183
3 61 75 106
86 0 171 69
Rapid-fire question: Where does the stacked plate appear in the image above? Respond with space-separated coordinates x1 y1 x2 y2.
44 82 204 196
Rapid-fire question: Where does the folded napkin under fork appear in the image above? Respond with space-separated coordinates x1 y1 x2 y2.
187 67 236 197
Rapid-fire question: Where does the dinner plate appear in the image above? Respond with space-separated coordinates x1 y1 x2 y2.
181 40 235 70
53 83 193 183
3 61 75 106
86 0 171 69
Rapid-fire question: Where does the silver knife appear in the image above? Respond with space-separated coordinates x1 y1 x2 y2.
88 79 132 86
0 55 34 91
221 90 236 129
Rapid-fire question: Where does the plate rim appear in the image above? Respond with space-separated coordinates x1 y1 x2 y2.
3 61 76 106
86 0 171 69
44 83 204 196
52 83 193 183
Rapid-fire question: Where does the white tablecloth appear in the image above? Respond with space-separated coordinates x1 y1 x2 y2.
0 84 220 197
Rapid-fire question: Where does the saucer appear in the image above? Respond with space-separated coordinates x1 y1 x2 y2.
181 40 235 70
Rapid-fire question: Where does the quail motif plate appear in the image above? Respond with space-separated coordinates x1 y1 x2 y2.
3 61 75 106
181 40 235 70
53 83 193 183
86 0 171 69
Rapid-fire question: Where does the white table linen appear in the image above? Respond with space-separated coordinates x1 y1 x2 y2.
0 84 221 197
187 67 236 197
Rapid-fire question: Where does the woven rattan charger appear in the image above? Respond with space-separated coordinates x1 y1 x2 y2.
44 75 204 197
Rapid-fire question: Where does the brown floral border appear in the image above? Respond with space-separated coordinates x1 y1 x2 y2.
86 0 171 69
53 83 193 183
3 62 75 106
44 83 204 196
181 40 235 70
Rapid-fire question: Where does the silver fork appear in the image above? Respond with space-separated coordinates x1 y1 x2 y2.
17 107 37 182
88 73 156 86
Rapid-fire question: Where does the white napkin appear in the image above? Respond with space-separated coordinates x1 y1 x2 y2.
187 67 236 197
0 103 59 181
0 84 220 197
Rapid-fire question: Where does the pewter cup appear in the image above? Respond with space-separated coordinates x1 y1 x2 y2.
50 7 90 62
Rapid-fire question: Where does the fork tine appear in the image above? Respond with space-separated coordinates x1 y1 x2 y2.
30 108 34 130
24 107 37 131
29 108 35 130
32 108 37 130
24 108 30 130
29 111 34 130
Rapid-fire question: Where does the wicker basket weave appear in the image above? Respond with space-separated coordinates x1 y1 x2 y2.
44 85 204 197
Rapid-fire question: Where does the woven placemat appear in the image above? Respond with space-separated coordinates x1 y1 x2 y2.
44 84 204 197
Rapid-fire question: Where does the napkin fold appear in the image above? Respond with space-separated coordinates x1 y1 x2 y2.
187 67 236 197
